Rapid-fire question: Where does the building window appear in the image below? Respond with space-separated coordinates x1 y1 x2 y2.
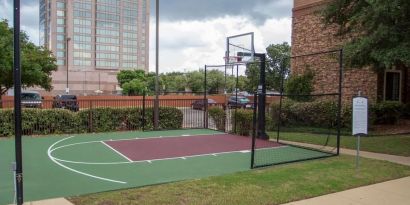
56 26 65 33
57 43 65 49
56 2 65 9
57 18 65 25
57 10 65 17
384 70 402 101
57 59 65 65
56 34 65 41
56 51 65 58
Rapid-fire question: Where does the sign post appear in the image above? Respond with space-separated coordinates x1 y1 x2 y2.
352 93 368 170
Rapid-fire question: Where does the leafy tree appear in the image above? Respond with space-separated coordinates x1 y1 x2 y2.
160 72 186 92
206 70 225 94
122 79 147 96
186 70 204 92
117 70 150 95
285 70 314 102
245 42 291 92
322 0 410 70
0 20 57 99
117 70 145 87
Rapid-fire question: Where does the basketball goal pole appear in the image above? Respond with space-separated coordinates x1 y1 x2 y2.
255 53 268 140
13 0 24 204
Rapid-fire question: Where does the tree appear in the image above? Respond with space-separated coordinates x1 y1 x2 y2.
0 20 57 99
245 42 291 92
186 70 204 92
160 72 186 92
285 70 314 102
117 70 149 95
122 79 147 96
322 0 410 70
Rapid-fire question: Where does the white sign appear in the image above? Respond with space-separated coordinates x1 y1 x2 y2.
352 97 368 135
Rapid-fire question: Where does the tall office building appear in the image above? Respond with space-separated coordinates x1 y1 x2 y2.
39 0 149 95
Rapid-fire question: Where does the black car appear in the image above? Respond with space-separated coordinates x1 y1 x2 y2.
21 91 43 108
191 99 218 110
227 96 253 109
52 95 79 112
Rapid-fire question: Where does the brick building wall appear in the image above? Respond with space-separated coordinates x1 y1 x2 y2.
292 0 378 103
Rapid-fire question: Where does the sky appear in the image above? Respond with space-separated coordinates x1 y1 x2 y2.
0 0 293 73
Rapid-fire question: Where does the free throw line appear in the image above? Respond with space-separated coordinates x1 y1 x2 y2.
101 141 133 162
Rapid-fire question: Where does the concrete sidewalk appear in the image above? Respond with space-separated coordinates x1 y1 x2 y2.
282 176 410 205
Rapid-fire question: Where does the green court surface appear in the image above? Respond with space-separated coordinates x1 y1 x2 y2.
0 129 331 204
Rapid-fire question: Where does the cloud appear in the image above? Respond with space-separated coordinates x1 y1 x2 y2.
1 0 39 45
152 0 292 24
1 0 293 73
149 16 291 73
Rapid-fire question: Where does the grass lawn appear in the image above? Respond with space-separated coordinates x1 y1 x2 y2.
275 132 410 156
69 155 410 205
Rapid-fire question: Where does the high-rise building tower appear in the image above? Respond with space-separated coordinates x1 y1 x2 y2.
39 0 150 95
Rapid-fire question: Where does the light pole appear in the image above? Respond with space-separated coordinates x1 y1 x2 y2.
154 0 160 129
66 37 71 94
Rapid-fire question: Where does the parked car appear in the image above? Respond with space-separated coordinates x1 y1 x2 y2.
52 95 79 112
191 99 218 110
21 91 42 108
228 96 253 109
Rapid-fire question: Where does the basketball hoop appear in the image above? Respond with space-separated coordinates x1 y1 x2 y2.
224 56 242 64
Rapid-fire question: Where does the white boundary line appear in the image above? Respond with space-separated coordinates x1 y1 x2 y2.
46 132 285 184
50 145 287 165
47 136 127 184
101 141 133 162
123 132 229 142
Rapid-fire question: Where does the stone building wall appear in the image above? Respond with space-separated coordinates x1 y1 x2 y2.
292 0 378 103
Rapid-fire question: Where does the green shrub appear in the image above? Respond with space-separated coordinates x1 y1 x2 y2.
208 107 226 131
402 103 410 119
370 101 404 124
285 70 314 102
231 109 254 136
269 99 352 129
0 107 183 137
0 109 13 137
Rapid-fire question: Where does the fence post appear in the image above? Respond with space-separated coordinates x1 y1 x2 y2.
142 91 146 131
88 100 93 132
336 49 343 155
251 92 258 169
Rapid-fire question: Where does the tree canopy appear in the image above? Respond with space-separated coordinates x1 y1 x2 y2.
245 42 291 92
322 0 410 70
117 70 149 95
0 20 57 97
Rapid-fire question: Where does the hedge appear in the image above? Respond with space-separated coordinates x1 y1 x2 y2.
208 107 226 131
224 100 409 137
0 107 183 137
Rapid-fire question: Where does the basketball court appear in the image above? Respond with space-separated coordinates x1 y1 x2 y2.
0 129 332 204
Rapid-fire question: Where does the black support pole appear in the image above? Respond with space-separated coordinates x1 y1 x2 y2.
255 53 268 139
251 92 258 168
13 0 24 204
204 66 208 129
276 62 286 143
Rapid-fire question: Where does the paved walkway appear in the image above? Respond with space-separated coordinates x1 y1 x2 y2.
19 198 73 205
22 142 410 205
282 176 410 205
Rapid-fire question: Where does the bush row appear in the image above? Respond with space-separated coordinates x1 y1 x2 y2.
0 107 183 137
227 100 409 137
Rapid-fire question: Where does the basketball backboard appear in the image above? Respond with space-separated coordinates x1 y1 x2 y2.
225 32 255 64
